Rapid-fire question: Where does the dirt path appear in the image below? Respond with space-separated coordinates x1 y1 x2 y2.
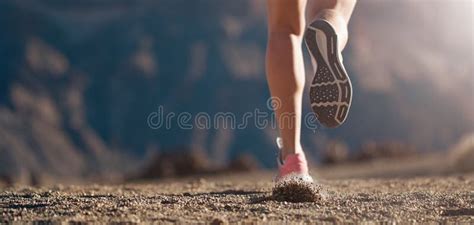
1 172 473 224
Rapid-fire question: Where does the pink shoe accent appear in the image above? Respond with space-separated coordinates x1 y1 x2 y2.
274 137 313 183
278 153 309 177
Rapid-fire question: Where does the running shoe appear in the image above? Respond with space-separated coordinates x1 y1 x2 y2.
274 137 313 183
304 19 353 128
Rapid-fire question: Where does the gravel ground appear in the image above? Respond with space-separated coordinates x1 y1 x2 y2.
1 172 473 224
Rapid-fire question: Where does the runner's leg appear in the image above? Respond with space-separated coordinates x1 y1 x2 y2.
266 0 307 160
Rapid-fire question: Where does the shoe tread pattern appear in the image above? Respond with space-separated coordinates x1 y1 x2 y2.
305 20 352 128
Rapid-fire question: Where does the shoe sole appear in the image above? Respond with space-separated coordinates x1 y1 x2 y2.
304 20 353 128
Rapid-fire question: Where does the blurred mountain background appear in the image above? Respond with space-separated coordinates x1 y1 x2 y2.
0 0 473 184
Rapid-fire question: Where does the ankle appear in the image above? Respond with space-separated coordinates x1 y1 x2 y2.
281 145 305 161
312 9 348 50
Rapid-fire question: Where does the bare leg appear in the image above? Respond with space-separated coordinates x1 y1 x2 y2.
266 0 356 160
266 0 307 160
